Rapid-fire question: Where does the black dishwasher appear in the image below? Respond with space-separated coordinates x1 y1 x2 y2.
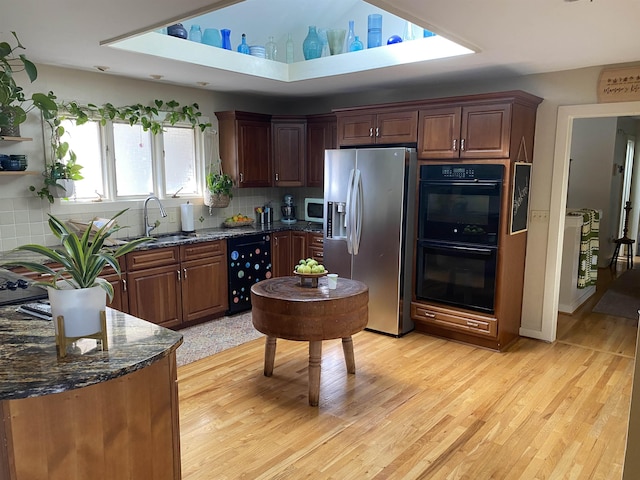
226 233 272 314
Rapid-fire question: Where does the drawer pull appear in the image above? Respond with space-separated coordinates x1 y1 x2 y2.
315 252 323 258
183 268 188 279
122 279 127 292
466 320 480 328
422 311 436 318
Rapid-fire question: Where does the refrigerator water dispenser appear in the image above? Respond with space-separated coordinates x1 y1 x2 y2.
326 201 347 239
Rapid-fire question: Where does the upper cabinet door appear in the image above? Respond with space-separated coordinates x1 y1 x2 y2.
460 103 511 159
337 113 376 146
418 106 462 159
272 118 306 187
418 103 512 160
375 110 418 145
337 111 418 146
216 111 272 188
238 119 272 187
306 114 336 188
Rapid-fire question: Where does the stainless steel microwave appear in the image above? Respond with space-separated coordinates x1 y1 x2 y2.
304 197 324 223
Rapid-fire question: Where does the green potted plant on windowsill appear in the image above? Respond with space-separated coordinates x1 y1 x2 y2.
0 31 58 137
2 209 153 338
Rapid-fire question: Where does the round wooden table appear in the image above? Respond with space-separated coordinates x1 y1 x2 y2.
250 276 368 406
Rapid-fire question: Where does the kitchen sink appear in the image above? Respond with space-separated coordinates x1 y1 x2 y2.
153 233 197 244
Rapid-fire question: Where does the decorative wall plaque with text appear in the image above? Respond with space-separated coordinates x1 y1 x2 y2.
597 66 640 103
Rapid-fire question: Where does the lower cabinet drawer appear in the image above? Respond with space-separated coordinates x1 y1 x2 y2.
411 302 497 337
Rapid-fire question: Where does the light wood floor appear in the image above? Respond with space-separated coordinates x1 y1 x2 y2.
178 269 637 480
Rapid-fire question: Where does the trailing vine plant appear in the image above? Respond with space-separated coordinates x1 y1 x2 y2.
32 99 212 203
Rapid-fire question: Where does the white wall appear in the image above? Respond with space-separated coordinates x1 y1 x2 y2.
566 117 617 265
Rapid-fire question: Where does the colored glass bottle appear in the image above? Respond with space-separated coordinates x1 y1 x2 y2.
302 26 322 60
346 20 356 52
265 36 277 60
221 29 232 50
285 33 294 63
237 33 250 54
367 14 382 48
189 24 202 43
349 35 364 52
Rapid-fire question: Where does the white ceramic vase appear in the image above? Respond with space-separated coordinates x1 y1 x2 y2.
47 282 106 338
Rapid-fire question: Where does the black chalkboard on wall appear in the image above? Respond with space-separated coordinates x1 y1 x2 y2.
510 162 531 234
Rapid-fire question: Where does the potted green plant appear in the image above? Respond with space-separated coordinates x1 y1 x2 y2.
2 209 153 337
0 31 57 137
30 107 84 202
205 170 234 208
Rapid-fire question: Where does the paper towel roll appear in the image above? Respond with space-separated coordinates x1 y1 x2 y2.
181 202 195 232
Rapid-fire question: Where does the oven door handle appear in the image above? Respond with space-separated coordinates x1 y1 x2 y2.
423 180 501 188
419 241 495 256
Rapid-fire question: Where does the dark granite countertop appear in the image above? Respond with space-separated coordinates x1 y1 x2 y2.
0 221 323 262
0 306 183 401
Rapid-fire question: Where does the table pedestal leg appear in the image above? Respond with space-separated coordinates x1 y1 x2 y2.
264 336 277 377
308 341 322 406
342 336 356 374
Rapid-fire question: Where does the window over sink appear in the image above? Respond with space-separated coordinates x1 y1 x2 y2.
57 118 204 203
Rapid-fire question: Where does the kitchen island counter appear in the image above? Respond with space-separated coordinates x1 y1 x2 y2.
0 306 183 480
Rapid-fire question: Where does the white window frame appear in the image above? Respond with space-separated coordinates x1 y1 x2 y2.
51 117 207 216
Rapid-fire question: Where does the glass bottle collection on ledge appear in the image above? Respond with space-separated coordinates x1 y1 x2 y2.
164 15 436 63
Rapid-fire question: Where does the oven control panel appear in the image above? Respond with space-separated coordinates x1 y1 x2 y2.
441 166 475 179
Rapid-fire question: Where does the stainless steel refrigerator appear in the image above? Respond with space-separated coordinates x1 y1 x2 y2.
323 147 417 336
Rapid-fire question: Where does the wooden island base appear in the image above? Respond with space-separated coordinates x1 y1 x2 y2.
0 354 181 480
251 276 368 406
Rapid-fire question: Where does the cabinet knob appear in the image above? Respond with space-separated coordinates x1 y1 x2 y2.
239 172 244 183
177 270 181 282
452 139 457 151
275 173 279 181
122 278 127 292
183 268 187 279
460 138 465 151
369 127 373 137
375 127 379 137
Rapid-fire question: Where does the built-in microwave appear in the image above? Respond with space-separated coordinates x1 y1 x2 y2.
304 197 324 223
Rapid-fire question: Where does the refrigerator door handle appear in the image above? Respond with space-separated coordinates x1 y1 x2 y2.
352 168 363 255
345 168 356 254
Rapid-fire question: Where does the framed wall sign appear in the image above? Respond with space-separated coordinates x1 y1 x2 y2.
510 162 531 234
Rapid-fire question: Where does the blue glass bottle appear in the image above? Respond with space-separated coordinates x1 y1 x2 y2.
237 33 250 54
221 29 232 50
189 25 202 43
349 36 364 52
346 20 355 52
302 26 322 60
367 14 382 48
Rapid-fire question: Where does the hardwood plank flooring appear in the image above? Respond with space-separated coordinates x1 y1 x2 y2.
178 269 637 479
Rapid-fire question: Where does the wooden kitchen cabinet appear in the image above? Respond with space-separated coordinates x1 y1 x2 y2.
307 232 324 263
306 114 336 188
126 241 228 329
180 240 228 324
271 230 308 277
418 103 511 159
336 109 417 147
216 111 272 188
272 116 306 187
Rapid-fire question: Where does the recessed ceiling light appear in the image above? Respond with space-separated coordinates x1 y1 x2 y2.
94 65 109 72
196 81 209 86
150 74 163 80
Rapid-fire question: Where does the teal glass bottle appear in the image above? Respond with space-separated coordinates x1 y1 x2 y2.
302 26 322 60
349 35 364 52
237 33 250 54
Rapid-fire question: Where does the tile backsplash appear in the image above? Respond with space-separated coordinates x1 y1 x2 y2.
0 187 322 252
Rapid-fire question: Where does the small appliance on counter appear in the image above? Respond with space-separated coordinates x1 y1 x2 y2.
281 194 297 224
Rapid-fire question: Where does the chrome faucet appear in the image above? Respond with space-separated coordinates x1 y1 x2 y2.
143 195 167 236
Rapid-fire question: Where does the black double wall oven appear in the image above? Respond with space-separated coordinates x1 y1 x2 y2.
415 164 504 313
